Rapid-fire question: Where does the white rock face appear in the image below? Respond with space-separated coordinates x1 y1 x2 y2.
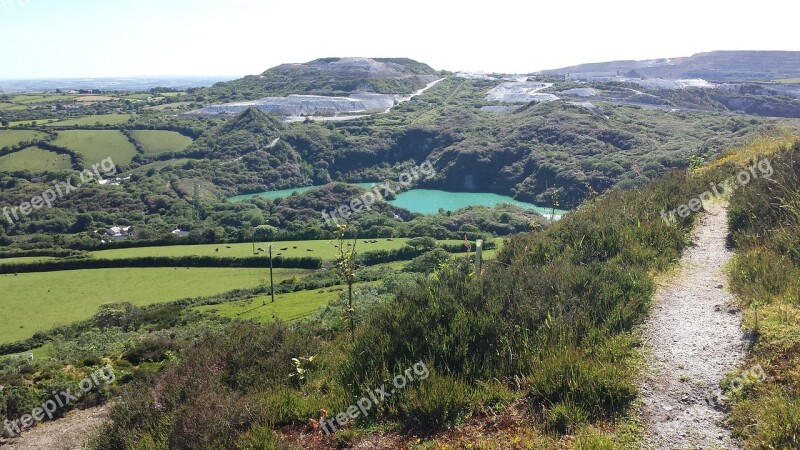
487 82 559 103
560 87 599 97
623 78 715 90
198 93 398 116
480 105 511 113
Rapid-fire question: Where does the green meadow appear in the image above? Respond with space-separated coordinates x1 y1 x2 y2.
131 130 193 155
53 129 137 166
0 257 54 265
0 129 48 148
9 94 78 104
89 238 419 261
45 114 134 127
0 267 306 344
119 158 193 175
0 146 72 172
194 287 343 323
7 118 60 126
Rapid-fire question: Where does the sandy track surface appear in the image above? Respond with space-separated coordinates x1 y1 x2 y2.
639 202 747 449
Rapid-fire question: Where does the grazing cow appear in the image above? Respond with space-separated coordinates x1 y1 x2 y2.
280 247 288 251
307 249 314 252
226 245 232 249
293 246 298 249
215 248 219 252
257 247 265 252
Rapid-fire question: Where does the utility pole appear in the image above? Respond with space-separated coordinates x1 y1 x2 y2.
475 239 483 274
269 243 275 303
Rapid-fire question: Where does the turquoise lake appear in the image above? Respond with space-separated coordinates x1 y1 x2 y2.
229 184 566 219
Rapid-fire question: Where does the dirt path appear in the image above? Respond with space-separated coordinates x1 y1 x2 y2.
640 202 747 449
0 405 109 450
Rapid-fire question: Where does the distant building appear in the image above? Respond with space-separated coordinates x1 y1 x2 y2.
171 228 190 237
104 226 134 240
565 71 619 82
98 176 131 186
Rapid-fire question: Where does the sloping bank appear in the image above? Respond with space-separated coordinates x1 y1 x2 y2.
723 140 800 448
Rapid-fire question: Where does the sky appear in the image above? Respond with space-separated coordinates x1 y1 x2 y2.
0 0 798 79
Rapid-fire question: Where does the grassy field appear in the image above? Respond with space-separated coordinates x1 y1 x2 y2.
0 256 54 265
0 146 72 172
53 129 137 166
0 129 48 148
0 267 307 344
131 130 193 155
45 114 134 127
74 95 115 102
89 238 422 261
147 101 194 111
119 158 192 175
9 94 78 104
7 118 60 126
194 287 343 323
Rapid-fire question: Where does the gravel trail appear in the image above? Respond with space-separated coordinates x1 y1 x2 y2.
640 202 747 449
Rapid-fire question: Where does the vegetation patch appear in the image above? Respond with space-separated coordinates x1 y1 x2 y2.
0 146 72 172
130 130 193 155
0 129 48 148
53 129 137 167
0 267 305 344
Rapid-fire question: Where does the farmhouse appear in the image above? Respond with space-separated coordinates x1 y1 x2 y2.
104 226 134 240
171 228 190 237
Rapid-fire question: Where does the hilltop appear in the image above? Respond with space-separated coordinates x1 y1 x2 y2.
196 57 441 103
540 50 800 81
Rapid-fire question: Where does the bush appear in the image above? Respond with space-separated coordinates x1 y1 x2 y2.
403 248 451 273
546 401 588 434
527 349 636 421
731 391 800 449
236 425 290 450
394 373 472 431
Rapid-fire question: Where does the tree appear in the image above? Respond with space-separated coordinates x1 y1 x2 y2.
406 236 436 251
335 225 358 341
403 248 451 273
254 224 277 242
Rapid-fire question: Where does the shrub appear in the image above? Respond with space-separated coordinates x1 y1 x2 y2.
731 390 800 449
527 349 636 420
394 373 472 431
546 401 588 434
236 425 290 450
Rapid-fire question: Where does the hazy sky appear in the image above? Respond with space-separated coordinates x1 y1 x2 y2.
1 0 797 79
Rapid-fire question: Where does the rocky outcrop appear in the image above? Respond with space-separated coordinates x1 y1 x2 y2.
487 82 559 103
